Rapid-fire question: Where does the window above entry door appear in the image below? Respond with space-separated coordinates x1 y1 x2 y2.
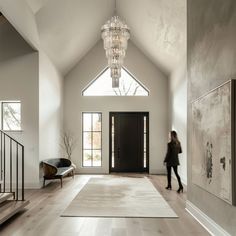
82 67 149 96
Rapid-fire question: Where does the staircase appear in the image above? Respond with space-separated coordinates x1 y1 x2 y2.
0 130 29 225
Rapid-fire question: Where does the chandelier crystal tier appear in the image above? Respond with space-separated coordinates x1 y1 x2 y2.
101 15 130 88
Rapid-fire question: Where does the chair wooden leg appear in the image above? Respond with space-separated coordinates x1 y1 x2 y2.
60 177 63 188
43 178 46 188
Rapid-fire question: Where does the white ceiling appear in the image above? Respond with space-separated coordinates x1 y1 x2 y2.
25 0 186 76
25 0 49 13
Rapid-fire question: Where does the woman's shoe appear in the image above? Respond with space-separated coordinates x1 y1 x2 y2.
177 186 183 193
165 186 172 190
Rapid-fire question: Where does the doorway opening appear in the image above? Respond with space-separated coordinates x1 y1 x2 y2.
109 112 149 173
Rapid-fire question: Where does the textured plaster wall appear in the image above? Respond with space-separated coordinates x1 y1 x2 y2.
118 0 186 76
187 0 236 234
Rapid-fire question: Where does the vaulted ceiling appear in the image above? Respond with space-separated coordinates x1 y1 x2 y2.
25 0 186 76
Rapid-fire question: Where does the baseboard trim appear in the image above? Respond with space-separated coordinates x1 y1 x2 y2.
25 182 41 189
186 200 230 236
149 169 166 175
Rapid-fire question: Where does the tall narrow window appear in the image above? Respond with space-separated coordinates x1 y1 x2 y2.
111 115 115 168
82 113 102 167
1 102 21 131
144 116 147 168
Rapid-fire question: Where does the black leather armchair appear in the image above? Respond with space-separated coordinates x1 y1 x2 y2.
42 158 74 187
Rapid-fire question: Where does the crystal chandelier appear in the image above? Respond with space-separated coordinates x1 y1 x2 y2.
101 14 130 87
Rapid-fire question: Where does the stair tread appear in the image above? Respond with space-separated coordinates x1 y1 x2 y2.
0 200 29 225
0 193 14 204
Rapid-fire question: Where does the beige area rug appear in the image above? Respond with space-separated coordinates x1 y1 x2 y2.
61 176 178 218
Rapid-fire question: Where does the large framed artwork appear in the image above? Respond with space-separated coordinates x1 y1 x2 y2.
191 80 236 205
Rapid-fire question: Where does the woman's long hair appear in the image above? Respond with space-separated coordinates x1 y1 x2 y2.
170 130 180 146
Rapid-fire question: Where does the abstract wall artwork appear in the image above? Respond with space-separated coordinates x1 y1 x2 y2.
191 80 235 205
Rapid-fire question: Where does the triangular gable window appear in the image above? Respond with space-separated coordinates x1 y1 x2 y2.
82 67 149 96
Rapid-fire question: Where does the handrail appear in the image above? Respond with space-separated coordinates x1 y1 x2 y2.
0 130 24 147
0 130 25 201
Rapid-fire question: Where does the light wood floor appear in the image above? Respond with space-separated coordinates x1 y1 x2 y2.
0 174 210 236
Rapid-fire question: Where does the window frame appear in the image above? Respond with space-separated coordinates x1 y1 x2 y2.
82 67 150 96
82 112 102 167
1 101 22 132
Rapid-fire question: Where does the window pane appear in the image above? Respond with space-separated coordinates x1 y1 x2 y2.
144 152 146 168
83 150 92 166
144 133 146 152
144 116 146 133
83 113 91 131
112 133 114 152
83 68 149 96
93 132 101 149
92 113 101 131
112 116 114 133
93 150 101 167
3 103 21 131
112 153 115 168
82 112 102 167
83 132 92 149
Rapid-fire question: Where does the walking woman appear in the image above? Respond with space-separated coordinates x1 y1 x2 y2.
164 130 183 193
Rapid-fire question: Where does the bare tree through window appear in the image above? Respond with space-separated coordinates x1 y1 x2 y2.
83 67 149 96
2 102 21 131
113 77 141 96
82 113 102 167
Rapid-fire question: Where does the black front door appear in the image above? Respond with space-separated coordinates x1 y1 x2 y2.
109 112 149 172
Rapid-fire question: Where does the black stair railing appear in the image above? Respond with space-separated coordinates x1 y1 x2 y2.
0 130 24 201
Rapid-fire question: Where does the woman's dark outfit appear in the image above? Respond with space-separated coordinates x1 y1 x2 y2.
164 141 183 190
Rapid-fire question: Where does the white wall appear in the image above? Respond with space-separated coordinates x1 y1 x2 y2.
0 54 39 188
0 0 39 50
39 51 64 171
64 40 168 174
0 21 39 188
0 19 64 188
168 60 187 184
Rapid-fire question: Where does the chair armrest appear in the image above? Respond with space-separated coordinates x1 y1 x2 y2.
43 162 57 178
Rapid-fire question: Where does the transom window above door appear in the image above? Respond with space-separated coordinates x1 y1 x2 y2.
82 67 149 96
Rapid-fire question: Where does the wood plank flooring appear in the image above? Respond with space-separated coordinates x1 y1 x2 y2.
0 175 210 236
